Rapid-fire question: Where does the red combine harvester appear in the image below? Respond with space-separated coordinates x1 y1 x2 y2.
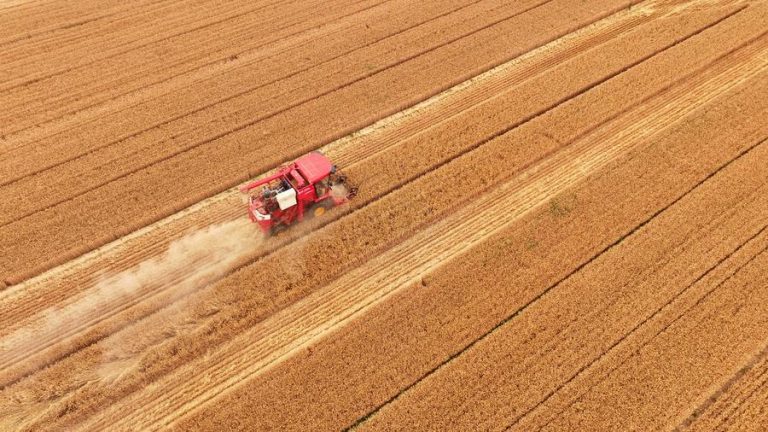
239 151 357 235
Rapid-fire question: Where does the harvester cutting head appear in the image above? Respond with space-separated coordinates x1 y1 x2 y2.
239 152 357 235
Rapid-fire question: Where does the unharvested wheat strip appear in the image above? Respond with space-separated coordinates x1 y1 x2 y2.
0 0 165 43
0 0 315 92
0 0 170 54
505 189 768 431
0 0 364 135
0 0 176 55
361 145 768 431
0 0 524 201
3 0 361 103
0 0 541 186
83 36 767 431
0 0 473 176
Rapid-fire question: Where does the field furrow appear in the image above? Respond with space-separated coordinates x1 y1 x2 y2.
683 345 768 431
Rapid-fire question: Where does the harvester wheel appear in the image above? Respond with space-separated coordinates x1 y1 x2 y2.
309 200 334 219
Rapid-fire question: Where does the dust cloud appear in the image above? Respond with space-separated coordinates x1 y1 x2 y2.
0 219 262 375
330 183 349 199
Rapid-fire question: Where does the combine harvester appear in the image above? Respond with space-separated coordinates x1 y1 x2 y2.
240 151 357 235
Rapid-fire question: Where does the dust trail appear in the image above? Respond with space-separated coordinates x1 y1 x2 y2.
0 219 262 377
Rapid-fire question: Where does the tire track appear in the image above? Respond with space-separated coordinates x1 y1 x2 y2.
84 31 767 431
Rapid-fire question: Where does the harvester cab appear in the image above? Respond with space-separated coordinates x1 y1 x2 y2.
239 151 357 235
